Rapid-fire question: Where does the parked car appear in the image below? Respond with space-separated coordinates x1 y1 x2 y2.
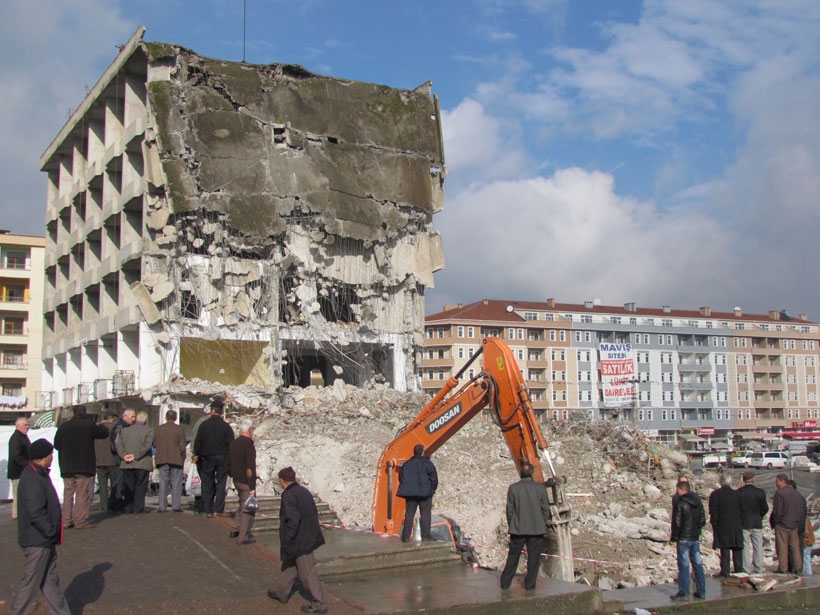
702 452 728 468
731 451 755 468
748 451 791 469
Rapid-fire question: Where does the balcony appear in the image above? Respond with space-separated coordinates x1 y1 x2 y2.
679 400 713 409
677 362 711 372
679 382 713 391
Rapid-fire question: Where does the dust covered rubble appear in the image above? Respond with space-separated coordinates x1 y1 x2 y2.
226 383 723 588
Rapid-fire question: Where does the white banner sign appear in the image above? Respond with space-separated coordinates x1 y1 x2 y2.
599 343 635 408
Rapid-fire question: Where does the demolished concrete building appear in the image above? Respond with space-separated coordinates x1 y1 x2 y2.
39 27 445 421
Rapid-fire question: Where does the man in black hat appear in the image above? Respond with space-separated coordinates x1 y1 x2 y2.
7 438 71 615
267 466 327 613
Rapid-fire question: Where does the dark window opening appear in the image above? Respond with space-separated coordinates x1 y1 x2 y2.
319 284 359 323
278 271 298 324
180 291 202 320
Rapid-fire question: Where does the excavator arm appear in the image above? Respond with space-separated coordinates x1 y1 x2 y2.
371 338 574 579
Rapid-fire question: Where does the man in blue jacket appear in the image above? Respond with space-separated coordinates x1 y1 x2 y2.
397 444 438 542
8 439 71 615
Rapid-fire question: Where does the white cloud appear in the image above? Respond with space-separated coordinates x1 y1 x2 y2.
0 1 135 235
430 166 736 312
441 99 532 188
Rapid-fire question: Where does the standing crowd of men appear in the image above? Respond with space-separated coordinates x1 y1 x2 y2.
669 469 815 601
6 401 330 614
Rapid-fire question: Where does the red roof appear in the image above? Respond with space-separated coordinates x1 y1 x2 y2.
426 299 815 325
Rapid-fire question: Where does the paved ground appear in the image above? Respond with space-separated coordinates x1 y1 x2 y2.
0 498 364 615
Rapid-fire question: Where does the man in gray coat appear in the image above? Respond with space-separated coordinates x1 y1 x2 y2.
500 462 552 590
116 410 154 514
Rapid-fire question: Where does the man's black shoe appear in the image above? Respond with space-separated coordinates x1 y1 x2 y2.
301 606 328 614
267 590 286 604
693 592 705 599
229 531 239 538
670 592 688 601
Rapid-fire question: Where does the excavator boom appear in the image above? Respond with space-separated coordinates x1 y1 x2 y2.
371 338 574 580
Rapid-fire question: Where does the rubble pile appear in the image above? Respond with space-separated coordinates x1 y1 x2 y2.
223 383 737 588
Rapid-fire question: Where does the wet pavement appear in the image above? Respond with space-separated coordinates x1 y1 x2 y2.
1 494 819 614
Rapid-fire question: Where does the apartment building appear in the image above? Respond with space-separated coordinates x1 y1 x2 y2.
38 28 444 421
423 299 820 444
0 232 44 423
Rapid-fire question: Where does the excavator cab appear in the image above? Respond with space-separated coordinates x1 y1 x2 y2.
371 338 574 581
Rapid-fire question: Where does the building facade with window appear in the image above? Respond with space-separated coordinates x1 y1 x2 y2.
423 299 820 444
0 232 45 423
38 29 444 422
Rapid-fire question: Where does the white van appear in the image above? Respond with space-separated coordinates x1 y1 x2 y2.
748 451 791 469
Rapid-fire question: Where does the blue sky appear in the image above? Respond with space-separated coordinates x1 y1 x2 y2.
2 1 820 317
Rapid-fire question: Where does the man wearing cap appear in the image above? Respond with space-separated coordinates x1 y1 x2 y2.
7 438 71 615
267 467 327 614
53 404 109 529
7 416 31 519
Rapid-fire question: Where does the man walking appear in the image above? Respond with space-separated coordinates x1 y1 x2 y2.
771 473 805 574
153 407 186 513
227 419 257 544
53 404 109 529
267 467 326 613
670 479 706 601
94 410 118 512
193 399 234 517
396 444 438 542
499 462 552 591
709 474 743 577
7 439 71 615
116 410 154 514
736 471 768 574
7 416 31 519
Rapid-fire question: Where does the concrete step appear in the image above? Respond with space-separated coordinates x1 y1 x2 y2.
253 510 341 532
259 527 465 581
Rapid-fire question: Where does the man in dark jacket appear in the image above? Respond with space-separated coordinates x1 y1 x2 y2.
670 479 706 600
500 462 552 590
7 416 31 519
94 409 118 512
736 471 768 574
192 399 234 517
227 419 257 544
396 444 438 542
267 466 326 614
709 474 743 576
53 404 108 529
771 473 805 573
7 438 71 615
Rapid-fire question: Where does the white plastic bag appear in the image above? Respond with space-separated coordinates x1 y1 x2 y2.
185 464 202 497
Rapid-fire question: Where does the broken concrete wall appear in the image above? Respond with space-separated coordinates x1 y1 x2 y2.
138 43 445 392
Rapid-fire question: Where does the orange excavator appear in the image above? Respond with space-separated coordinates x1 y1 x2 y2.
371 337 574 581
